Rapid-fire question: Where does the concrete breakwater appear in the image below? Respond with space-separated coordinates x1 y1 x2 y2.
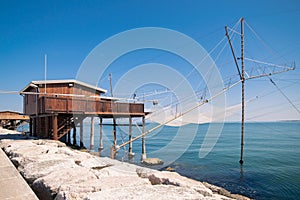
0 133 250 200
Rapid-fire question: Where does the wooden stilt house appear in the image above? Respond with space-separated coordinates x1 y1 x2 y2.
20 80 146 154
0 111 29 130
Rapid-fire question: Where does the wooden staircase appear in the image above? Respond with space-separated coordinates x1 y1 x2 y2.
50 115 74 140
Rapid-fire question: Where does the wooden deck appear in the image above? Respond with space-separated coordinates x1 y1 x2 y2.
37 96 145 117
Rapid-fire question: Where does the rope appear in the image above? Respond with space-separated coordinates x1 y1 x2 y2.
0 90 20 94
244 57 293 70
194 34 231 90
145 70 243 122
136 34 231 117
253 66 299 115
118 80 242 149
268 78 300 114
244 20 289 63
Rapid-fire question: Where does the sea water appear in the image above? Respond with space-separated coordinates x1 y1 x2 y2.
81 122 300 199
21 122 300 199
171 122 300 199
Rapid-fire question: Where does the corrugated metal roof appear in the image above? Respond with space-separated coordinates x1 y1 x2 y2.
20 79 107 93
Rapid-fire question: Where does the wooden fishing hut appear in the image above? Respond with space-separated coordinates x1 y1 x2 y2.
0 111 29 130
20 80 147 158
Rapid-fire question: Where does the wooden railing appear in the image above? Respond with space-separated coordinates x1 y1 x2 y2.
38 96 144 116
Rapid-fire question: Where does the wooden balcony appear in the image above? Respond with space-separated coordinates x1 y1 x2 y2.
35 96 145 117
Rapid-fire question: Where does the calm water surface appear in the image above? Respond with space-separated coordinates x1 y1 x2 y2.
71 122 300 199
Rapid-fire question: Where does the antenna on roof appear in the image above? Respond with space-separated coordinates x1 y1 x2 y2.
44 54 47 94
109 73 113 97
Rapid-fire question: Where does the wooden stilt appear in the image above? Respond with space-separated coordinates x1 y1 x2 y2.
10 120 15 130
110 117 118 158
53 114 58 140
110 146 115 159
109 73 117 152
90 116 95 150
72 123 77 146
45 116 49 138
36 117 42 137
34 117 38 137
112 117 117 149
35 118 38 137
29 118 33 136
99 117 103 150
128 116 134 157
67 130 71 144
80 119 84 147
33 118 36 137
141 116 146 160
240 18 245 165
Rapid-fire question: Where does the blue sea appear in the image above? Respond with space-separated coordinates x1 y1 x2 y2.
20 121 300 199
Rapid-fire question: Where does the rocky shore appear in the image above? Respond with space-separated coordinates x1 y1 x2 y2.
0 129 250 200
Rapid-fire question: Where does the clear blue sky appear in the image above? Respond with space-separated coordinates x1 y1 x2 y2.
0 0 299 121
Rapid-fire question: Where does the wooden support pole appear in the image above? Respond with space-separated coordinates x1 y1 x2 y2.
38 118 41 137
45 116 49 138
90 116 95 150
128 116 134 156
36 117 40 137
80 119 84 147
99 117 103 150
110 146 115 159
141 116 146 160
35 118 38 137
29 118 33 136
110 117 117 158
53 114 58 140
240 18 245 165
72 123 77 146
109 73 117 153
67 130 71 144
10 120 15 130
33 118 36 137
112 117 117 149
